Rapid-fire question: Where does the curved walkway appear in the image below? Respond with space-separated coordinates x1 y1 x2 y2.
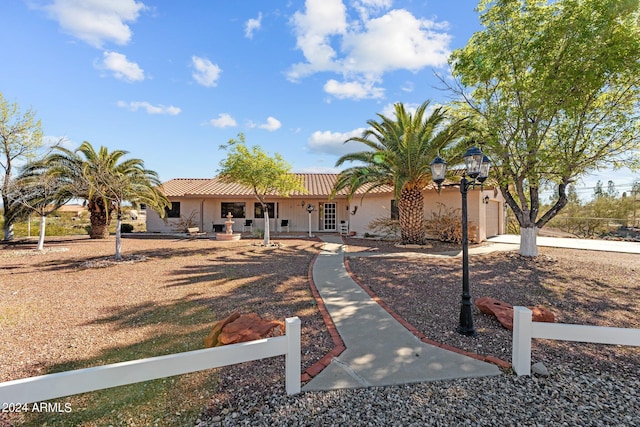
302 235 501 392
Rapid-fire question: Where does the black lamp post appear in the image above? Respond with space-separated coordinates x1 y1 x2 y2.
430 147 491 336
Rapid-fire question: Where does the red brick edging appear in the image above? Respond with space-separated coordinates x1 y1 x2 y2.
301 250 346 382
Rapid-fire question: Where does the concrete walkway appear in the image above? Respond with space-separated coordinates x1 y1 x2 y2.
302 235 501 392
488 235 640 254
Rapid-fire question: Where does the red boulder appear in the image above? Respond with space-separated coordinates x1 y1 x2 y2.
204 312 284 348
475 297 555 330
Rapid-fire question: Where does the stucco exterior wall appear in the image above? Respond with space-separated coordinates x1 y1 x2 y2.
345 195 395 235
145 198 205 233
146 188 505 240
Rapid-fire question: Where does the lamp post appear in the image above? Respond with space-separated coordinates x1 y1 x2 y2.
430 147 491 336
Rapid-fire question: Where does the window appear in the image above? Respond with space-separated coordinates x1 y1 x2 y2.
254 202 276 218
165 202 180 218
221 202 246 219
391 199 399 220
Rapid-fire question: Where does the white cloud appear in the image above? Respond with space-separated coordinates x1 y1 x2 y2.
259 117 282 131
342 9 451 74
117 101 181 115
357 0 392 8
41 0 146 48
288 0 348 81
352 0 392 20
294 165 342 173
245 12 262 39
307 128 368 156
98 51 145 82
288 1 452 100
191 56 222 87
209 113 237 128
324 79 384 100
401 81 414 92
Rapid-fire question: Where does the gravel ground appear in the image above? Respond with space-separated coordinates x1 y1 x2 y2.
197 238 640 426
196 370 640 426
2 235 639 426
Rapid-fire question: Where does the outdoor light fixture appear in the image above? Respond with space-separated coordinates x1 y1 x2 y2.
430 155 447 190
430 146 491 337
477 155 492 184
463 146 484 179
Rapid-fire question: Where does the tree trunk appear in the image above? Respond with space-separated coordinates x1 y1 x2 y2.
2 180 14 241
263 211 270 246
519 227 539 257
37 215 46 251
399 187 426 245
501 184 544 258
3 223 14 241
115 215 122 260
88 198 111 239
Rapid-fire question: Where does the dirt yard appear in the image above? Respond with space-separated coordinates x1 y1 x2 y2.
1 235 639 425
1 236 330 426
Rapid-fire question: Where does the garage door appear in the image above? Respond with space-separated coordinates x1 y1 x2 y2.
486 200 500 237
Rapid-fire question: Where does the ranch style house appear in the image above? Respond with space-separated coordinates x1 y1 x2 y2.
146 173 505 241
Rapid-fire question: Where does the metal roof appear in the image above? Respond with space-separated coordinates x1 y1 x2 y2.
159 174 395 198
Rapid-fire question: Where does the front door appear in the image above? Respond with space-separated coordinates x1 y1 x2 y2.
323 203 336 231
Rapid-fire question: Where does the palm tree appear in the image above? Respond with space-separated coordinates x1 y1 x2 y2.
42 142 169 244
332 101 468 245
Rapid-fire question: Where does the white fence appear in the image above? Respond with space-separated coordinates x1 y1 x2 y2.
512 307 640 376
0 317 301 405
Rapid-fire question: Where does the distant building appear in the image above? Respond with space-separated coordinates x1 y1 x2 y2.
55 204 86 217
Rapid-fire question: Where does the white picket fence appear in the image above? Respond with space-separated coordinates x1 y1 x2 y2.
512 307 640 375
0 317 301 404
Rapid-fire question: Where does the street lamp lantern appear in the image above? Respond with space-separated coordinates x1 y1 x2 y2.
431 146 491 337
477 155 492 184
430 155 447 188
463 146 484 178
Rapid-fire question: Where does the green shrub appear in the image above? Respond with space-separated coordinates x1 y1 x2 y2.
120 223 134 233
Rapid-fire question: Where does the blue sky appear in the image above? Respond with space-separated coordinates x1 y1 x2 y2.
1 0 636 196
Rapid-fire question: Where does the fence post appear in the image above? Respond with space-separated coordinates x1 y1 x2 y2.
512 307 533 376
285 317 301 395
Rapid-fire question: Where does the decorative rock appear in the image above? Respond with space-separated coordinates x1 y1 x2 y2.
204 312 241 348
532 362 550 377
529 306 555 323
204 312 284 347
475 297 515 329
475 297 555 330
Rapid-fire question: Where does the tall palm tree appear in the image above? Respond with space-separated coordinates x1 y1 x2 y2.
332 101 468 245
42 141 169 241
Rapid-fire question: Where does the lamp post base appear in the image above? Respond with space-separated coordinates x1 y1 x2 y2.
456 325 477 337
457 303 477 336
